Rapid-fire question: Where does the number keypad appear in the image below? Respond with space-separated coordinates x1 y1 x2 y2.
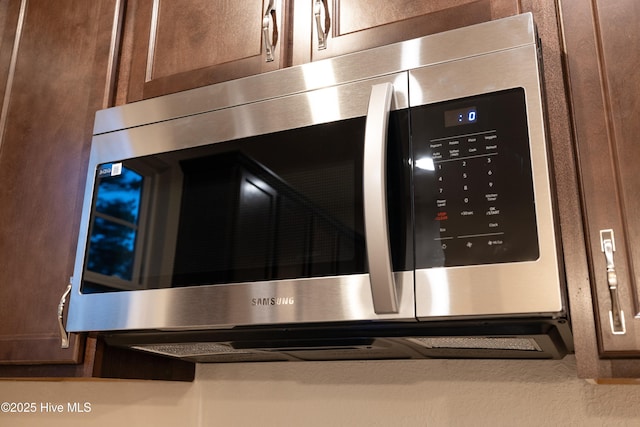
412 88 539 268
430 131 504 253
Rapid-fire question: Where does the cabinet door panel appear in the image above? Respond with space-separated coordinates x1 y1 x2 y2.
0 0 120 365
125 0 288 102
152 1 263 79
0 0 195 380
597 0 640 321
560 0 640 357
293 0 520 64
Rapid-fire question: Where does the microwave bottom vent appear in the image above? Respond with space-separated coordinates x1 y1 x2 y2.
128 338 416 363
130 342 253 358
130 342 290 363
122 336 566 363
108 319 572 362
407 337 542 352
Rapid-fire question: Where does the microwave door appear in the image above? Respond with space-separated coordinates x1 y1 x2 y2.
69 73 414 333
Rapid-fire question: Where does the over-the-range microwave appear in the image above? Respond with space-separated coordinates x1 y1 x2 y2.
66 13 573 362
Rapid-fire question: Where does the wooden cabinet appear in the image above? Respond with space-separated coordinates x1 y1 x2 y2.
291 0 521 65
119 0 289 103
119 0 525 102
0 0 193 380
559 0 640 381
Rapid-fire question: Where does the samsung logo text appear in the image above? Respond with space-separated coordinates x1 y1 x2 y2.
251 297 295 306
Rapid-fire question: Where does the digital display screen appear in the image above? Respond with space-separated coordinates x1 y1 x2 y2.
444 106 477 127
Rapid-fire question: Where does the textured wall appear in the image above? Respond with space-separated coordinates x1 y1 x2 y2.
2 356 640 426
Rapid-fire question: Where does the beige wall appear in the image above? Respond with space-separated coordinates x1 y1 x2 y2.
1 356 640 426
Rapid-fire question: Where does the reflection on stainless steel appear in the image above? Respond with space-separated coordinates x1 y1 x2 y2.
92 14 534 135
84 165 144 288
70 272 415 331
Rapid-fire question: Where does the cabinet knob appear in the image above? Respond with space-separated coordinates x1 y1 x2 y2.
314 0 330 50
262 0 278 62
600 229 626 335
57 278 73 348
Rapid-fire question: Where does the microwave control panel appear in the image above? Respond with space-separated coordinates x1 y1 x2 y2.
412 88 539 268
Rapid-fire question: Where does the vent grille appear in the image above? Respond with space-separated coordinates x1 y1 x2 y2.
407 337 542 352
130 342 251 358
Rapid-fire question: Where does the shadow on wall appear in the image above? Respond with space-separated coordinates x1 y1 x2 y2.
2 357 640 427
195 356 640 426
197 354 578 385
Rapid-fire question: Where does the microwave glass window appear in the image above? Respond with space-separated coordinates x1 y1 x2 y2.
80 111 411 293
412 88 539 268
84 165 146 291
170 121 368 287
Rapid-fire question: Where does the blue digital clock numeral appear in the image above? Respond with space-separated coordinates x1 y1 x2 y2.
444 106 478 127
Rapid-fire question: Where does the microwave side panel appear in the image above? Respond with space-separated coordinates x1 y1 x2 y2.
410 43 564 320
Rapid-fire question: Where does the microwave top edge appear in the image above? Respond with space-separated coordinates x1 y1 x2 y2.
93 13 536 136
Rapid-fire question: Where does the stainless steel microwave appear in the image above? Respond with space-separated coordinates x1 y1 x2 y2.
66 13 572 362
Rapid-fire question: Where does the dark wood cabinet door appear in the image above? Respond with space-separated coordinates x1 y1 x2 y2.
0 0 121 366
121 0 289 103
292 0 520 65
560 0 640 378
0 0 194 380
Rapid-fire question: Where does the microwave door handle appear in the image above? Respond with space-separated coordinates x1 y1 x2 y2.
363 82 398 314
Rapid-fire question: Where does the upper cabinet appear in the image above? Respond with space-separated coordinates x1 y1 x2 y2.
0 0 114 368
119 0 289 103
291 0 520 65
119 0 523 103
0 0 192 380
559 0 640 381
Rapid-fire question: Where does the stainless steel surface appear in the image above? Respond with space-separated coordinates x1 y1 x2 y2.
601 229 625 334
69 272 415 332
92 13 535 135
69 13 568 339
89 73 408 163
57 279 72 349
314 0 329 50
68 73 412 333
363 83 398 314
262 0 276 62
410 43 564 320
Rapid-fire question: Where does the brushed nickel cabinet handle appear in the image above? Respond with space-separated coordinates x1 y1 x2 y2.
314 0 330 50
600 229 626 335
58 279 73 348
363 82 398 314
262 0 278 62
